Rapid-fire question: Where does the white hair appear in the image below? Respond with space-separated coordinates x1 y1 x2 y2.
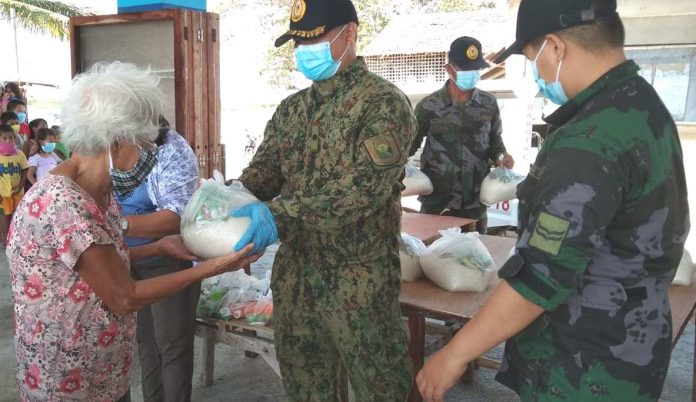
61 62 164 156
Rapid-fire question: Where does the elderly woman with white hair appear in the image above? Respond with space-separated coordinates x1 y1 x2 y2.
7 62 258 402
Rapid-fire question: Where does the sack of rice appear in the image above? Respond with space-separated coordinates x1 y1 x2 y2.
420 228 497 292
402 161 433 197
672 249 695 286
399 233 427 282
181 171 258 259
479 167 525 206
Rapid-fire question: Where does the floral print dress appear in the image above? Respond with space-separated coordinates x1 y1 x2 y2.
7 174 135 402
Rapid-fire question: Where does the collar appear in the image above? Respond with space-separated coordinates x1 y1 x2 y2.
310 57 368 101
437 80 482 107
544 60 640 126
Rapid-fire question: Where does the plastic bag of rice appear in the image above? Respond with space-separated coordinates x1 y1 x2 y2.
672 249 695 286
420 228 497 292
402 160 433 197
181 171 258 259
399 233 427 282
479 167 525 206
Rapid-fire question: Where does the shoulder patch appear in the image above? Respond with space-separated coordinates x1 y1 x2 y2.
362 133 401 167
529 212 570 256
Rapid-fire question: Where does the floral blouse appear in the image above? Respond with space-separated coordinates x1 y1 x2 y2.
7 174 135 402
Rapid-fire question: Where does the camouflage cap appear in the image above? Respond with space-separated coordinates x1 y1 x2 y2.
274 0 359 47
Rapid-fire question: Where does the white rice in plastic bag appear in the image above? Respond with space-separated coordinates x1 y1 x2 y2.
402 161 433 197
479 167 525 206
399 232 427 282
181 171 258 259
420 228 497 292
672 249 695 286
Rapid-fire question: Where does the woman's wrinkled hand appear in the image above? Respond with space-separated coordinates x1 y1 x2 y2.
156 235 199 261
207 244 262 276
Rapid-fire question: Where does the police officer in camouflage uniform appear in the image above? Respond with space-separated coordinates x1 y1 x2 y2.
415 0 689 401
411 36 514 234
231 0 415 400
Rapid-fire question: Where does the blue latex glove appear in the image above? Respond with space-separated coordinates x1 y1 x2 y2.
230 202 279 255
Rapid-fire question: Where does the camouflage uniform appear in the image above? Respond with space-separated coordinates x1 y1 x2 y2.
239 58 415 401
411 85 507 227
496 61 690 401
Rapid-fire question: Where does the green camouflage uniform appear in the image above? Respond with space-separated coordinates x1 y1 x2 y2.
239 58 415 402
497 61 690 401
411 85 507 222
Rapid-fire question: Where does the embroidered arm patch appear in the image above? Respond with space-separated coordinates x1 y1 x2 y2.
361 133 401 167
529 212 570 256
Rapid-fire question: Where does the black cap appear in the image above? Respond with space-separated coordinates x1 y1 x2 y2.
494 0 618 63
448 36 489 70
274 0 359 48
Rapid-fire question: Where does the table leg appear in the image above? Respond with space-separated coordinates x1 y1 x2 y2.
200 326 216 387
406 308 425 402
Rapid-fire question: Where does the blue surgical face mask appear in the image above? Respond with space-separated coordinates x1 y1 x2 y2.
41 142 56 153
531 40 569 105
294 25 349 82
15 112 26 124
454 70 480 91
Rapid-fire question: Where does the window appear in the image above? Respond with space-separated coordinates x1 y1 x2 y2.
626 46 696 122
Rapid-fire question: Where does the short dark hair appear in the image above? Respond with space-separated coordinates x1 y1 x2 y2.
6 100 26 112
559 14 625 51
37 128 55 142
0 124 14 136
1 111 17 124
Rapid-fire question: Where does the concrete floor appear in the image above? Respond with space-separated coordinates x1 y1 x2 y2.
0 251 693 402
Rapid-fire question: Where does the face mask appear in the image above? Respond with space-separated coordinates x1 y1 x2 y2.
41 142 56 153
15 112 26 124
10 124 19 133
532 40 569 105
294 25 349 81
110 146 157 195
0 142 17 156
454 70 480 91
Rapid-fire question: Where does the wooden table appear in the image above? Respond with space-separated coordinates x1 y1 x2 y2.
400 235 515 402
401 211 477 243
399 234 696 402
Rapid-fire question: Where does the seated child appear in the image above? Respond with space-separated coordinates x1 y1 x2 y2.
0 124 28 244
27 128 61 184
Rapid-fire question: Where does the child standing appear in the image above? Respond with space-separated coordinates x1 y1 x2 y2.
27 128 61 184
0 124 27 244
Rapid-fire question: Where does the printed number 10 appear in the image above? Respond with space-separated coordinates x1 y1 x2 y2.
496 201 510 212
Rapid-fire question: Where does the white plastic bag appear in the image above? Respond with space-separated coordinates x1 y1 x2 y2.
672 249 695 286
197 268 271 319
479 167 525 206
402 160 433 197
420 228 497 292
181 171 258 259
399 233 428 282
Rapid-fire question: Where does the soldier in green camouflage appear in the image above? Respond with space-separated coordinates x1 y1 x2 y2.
233 0 415 400
410 36 514 234
415 1 689 401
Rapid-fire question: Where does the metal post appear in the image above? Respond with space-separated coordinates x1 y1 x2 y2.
684 50 696 123
12 8 19 82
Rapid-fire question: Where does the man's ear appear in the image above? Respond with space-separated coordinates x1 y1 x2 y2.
546 33 567 63
346 22 359 46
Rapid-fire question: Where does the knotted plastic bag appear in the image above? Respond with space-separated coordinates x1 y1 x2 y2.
420 228 497 292
181 171 258 259
400 233 428 282
479 167 525 206
402 160 433 197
